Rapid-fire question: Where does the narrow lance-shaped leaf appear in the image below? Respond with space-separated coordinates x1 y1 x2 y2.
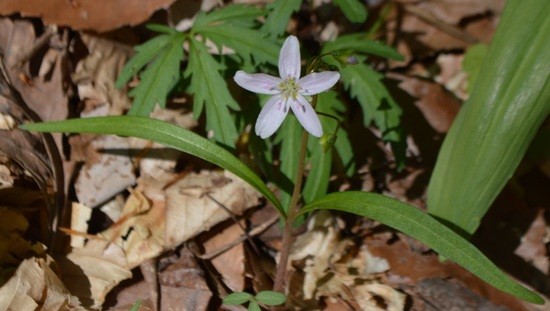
317 90 355 177
20 116 284 217
323 33 404 61
333 0 368 24
300 192 544 304
193 4 265 29
302 138 331 203
185 39 240 148
274 116 301 212
427 0 550 236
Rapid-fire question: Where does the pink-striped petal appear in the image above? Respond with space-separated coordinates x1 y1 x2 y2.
234 71 282 95
255 95 289 139
278 36 301 80
298 71 340 95
291 95 323 137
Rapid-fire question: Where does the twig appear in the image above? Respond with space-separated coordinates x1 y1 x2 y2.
273 129 309 292
198 215 279 260
404 4 479 44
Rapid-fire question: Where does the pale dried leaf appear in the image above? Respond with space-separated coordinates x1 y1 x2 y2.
164 170 260 249
73 34 132 116
0 257 83 311
515 210 549 274
350 283 406 311
100 190 165 269
75 135 136 207
62 239 132 309
69 202 93 248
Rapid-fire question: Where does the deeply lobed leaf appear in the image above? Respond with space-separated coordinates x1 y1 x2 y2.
261 0 301 39
127 34 185 116
197 25 279 66
185 39 240 148
339 62 405 169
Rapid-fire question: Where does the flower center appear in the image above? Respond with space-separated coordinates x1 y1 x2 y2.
279 78 300 100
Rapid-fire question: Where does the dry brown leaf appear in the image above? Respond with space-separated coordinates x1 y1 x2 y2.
164 170 260 249
0 0 178 32
0 208 46 273
202 221 246 292
414 0 505 25
159 248 212 311
397 76 461 133
0 256 83 310
61 239 132 309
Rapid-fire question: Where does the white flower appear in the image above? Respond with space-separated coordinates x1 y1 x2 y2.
234 36 340 139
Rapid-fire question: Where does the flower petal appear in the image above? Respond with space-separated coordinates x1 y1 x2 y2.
291 95 323 137
278 36 301 80
234 71 282 95
255 95 289 139
298 71 340 95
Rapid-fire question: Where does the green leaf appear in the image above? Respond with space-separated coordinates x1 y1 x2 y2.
255 291 286 306
340 62 405 169
261 0 302 39
129 300 142 311
185 39 239 147
248 300 261 311
462 44 489 92
146 23 175 34
127 33 185 116
333 0 367 23
299 192 544 304
223 292 254 305
275 117 301 211
303 137 331 203
427 0 550 236
20 116 285 217
317 91 355 177
115 34 175 88
197 25 279 65
193 4 265 29
323 33 403 61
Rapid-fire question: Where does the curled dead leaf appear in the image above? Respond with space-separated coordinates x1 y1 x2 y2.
0 0 178 32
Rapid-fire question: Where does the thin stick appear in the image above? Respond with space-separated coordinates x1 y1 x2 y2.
198 215 279 260
272 129 309 292
404 5 479 44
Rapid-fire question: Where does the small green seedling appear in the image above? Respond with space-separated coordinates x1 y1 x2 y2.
223 291 286 310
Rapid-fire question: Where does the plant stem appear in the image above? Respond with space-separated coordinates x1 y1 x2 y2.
273 128 309 292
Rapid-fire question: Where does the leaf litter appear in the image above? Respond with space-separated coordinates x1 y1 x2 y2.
0 0 548 310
